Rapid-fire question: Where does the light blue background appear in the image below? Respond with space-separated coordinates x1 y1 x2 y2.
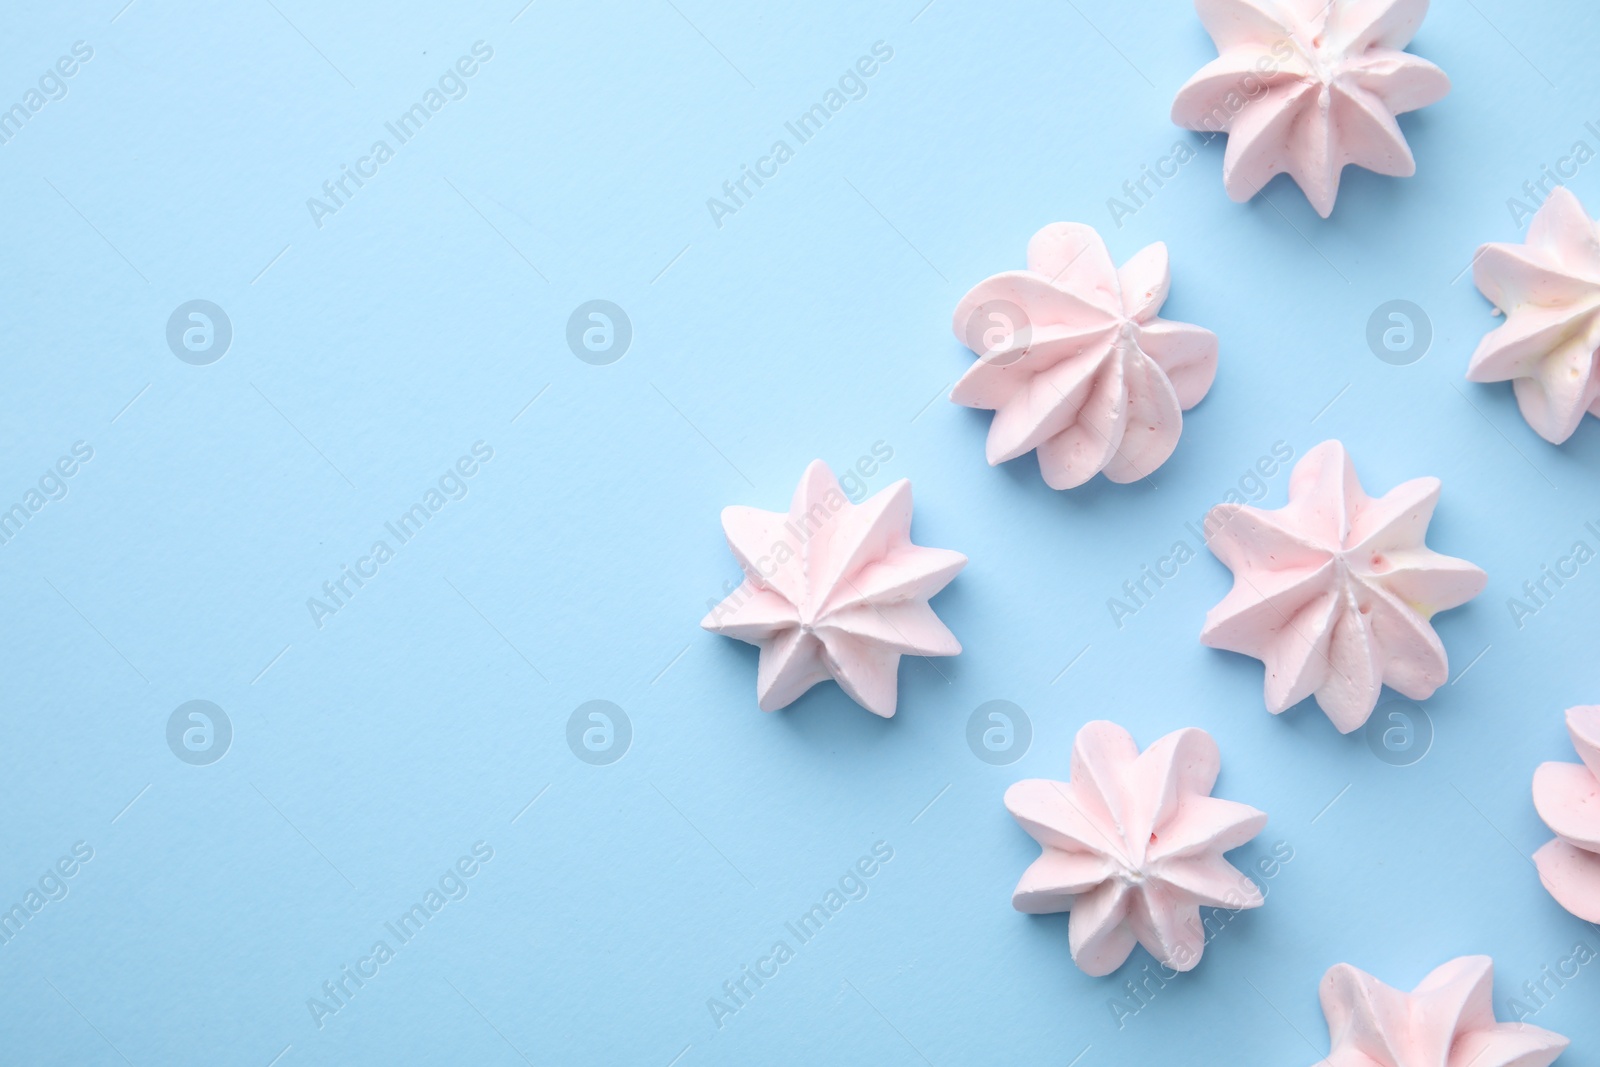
1 1 1597 1063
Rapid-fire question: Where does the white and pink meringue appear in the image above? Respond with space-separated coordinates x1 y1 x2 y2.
1312 956 1567 1067
1201 440 1485 732
1469 187 1600 444
701 460 965 717
1004 721 1267 976
949 223 1218 489
1172 0 1450 217
1533 705 1600 922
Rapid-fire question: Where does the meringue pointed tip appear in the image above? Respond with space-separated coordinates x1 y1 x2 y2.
1072 954 1120 979
1161 953 1200 974
1329 710 1371 734
1041 466 1093 491
1567 704 1600 730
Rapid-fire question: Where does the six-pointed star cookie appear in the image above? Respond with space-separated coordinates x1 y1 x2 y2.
1172 0 1450 216
1201 440 1485 732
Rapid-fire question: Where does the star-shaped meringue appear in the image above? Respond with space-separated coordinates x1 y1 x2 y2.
701 460 965 717
949 223 1218 489
1533 705 1600 922
1468 187 1600 444
1313 956 1568 1067
1172 0 1450 217
1201 440 1485 732
1004 721 1267 976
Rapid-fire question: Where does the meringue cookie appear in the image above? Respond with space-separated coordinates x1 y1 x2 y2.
1172 0 1450 217
1468 187 1600 444
1202 440 1486 732
1533 705 1600 922
1004 721 1267 976
701 460 965 717
950 223 1218 489
1313 956 1568 1067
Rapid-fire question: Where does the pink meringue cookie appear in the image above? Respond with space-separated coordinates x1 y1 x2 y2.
701 460 965 717
1004 720 1267 976
949 223 1218 489
1172 0 1450 217
1533 706 1600 922
1201 440 1486 733
1468 187 1600 444
1313 956 1568 1067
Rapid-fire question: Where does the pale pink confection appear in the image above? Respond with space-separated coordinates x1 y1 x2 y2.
1172 0 1450 217
949 223 1217 489
701 460 965 717
1201 441 1486 733
1312 956 1567 1067
1468 188 1600 444
1532 706 1600 922
1004 721 1267 977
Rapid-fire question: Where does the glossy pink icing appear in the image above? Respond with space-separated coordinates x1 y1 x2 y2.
1469 187 1600 444
1533 705 1600 922
1004 720 1267 976
949 223 1217 489
1201 440 1486 732
1172 0 1450 217
1314 956 1567 1067
701 460 965 717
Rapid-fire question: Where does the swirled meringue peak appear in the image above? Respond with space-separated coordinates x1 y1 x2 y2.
1312 956 1568 1067
1201 440 1486 732
1172 0 1450 217
701 460 965 718
1469 187 1600 444
949 223 1217 489
1004 721 1267 976
1533 705 1600 922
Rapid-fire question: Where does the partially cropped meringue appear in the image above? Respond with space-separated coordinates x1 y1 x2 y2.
1533 706 1600 922
949 223 1217 489
1469 187 1600 444
701 460 965 717
1202 440 1486 732
1172 0 1450 217
1313 956 1567 1067
1004 721 1266 976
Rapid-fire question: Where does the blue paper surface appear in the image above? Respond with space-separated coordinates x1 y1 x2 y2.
2 1 1598 1064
